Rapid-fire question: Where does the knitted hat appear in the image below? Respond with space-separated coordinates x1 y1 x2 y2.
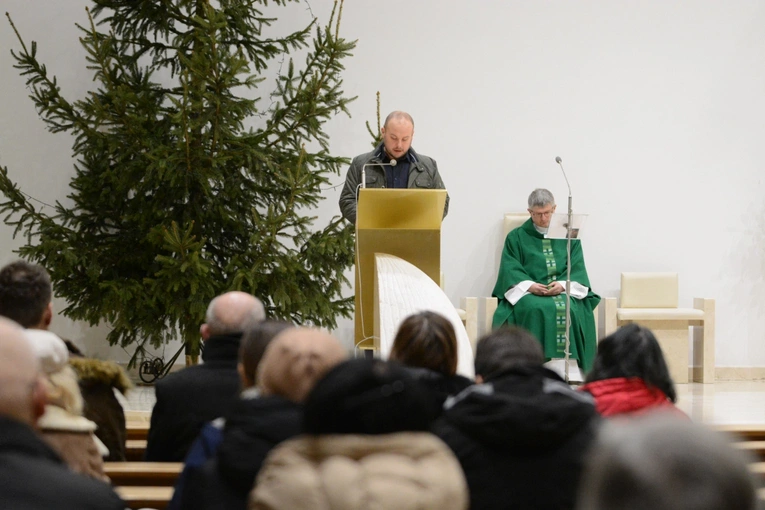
257 328 347 403
303 358 434 435
24 329 69 374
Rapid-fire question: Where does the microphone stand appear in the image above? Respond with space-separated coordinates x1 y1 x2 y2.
556 157 573 383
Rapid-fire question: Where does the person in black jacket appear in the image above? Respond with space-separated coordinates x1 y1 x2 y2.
432 326 600 510
0 317 124 510
389 311 472 419
175 327 347 510
145 291 265 462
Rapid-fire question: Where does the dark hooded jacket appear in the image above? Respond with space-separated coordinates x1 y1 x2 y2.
176 394 303 510
432 365 599 510
402 366 473 419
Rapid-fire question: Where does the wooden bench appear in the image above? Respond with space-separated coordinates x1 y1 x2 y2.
115 486 174 510
749 462 765 477
734 441 765 461
126 439 148 461
715 424 765 442
105 462 182 487
126 421 150 441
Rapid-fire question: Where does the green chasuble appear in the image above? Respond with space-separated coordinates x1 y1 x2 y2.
491 218 600 371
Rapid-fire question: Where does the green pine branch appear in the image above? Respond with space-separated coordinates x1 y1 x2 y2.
1 0 357 357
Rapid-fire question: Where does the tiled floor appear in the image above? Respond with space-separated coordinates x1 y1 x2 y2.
675 381 765 425
122 381 765 426
118 385 156 413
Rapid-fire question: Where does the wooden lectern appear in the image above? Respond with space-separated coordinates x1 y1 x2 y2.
354 188 447 351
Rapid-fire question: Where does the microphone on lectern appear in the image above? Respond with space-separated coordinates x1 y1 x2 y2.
361 159 397 188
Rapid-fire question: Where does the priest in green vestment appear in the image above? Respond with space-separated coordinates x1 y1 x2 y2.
492 188 600 371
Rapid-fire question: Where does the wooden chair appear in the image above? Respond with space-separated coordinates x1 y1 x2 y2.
603 272 715 383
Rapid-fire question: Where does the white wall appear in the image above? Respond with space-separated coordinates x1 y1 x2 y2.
2 1 764 367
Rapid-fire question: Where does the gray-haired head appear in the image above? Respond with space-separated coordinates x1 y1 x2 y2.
384 111 415 129
203 291 265 339
528 188 555 209
577 416 761 510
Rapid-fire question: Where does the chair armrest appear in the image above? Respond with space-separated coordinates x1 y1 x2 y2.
603 297 618 336
461 297 498 353
694 298 715 383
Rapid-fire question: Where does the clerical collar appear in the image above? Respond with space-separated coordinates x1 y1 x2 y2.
534 224 549 236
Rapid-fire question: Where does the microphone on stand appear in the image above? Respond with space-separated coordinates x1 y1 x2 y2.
554 156 574 382
361 159 397 188
555 157 571 197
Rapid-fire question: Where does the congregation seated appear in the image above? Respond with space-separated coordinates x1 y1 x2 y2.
492 188 600 373
0 317 124 509
173 325 347 510
578 323 687 418
145 291 266 462
389 311 473 417
432 326 600 510
249 358 469 510
0 260 109 480
167 320 293 510
576 416 760 510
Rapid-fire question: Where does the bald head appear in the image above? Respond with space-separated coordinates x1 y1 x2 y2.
257 328 347 403
201 291 265 340
0 317 45 425
383 111 414 129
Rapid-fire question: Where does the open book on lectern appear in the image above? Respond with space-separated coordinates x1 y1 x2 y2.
547 213 588 239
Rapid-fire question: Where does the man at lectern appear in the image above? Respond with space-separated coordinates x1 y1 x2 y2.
339 111 449 223
491 188 600 372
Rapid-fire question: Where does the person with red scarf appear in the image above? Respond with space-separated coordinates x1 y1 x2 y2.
579 324 687 418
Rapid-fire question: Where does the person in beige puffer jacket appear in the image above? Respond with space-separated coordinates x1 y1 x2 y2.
249 358 469 510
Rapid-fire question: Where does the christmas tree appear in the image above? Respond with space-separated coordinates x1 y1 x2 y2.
0 0 356 360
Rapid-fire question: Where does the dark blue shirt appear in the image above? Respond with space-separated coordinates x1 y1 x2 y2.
376 146 416 189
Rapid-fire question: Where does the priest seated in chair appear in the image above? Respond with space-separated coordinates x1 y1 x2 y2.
491 188 600 376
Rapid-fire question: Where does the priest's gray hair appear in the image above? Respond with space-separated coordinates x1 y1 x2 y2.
577 416 760 510
528 188 555 209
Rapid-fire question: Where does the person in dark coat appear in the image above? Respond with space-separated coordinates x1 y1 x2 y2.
145 291 265 462
167 320 294 510
0 317 124 510
432 326 600 510
389 311 472 419
65 340 133 461
175 327 347 510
